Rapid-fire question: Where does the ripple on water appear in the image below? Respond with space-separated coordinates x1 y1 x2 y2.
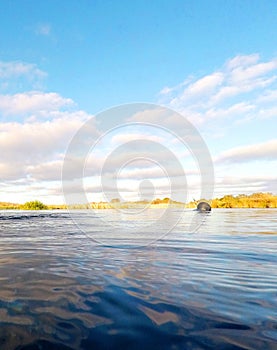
0 209 276 349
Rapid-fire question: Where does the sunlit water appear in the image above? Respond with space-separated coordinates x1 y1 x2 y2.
0 209 276 349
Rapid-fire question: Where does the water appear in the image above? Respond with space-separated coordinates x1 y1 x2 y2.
0 209 276 349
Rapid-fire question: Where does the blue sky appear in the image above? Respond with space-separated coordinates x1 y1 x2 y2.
0 0 276 204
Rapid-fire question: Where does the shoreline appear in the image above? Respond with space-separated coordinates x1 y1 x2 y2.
0 193 276 210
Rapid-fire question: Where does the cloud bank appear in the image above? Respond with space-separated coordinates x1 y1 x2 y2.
160 53 277 126
1 54 276 203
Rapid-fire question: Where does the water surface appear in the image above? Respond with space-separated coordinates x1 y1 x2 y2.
0 209 276 349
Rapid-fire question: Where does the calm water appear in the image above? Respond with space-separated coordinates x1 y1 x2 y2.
0 209 276 349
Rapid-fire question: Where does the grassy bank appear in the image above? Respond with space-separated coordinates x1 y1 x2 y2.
0 193 276 210
188 193 277 209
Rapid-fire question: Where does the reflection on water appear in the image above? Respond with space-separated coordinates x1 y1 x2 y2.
0 209 276 349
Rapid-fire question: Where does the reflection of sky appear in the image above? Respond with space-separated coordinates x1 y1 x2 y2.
1 210 277 348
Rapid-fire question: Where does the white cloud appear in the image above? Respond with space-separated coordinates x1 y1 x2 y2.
0 91 74 116
116 164 197 180
160 86 172 95
211 56 277 105
182 72 224 99
229 60 277 84
225 54 260 69
215 139 277 164
215 175 277 196
0 61 46 80
212 75 276 104
0 112 96 181
0 61 47 92
85 145 184 177
1 55 277 203
111 132 163 145
205 102 255 120
256 89 277 103
128 107 199 132
257 106 277 119
27 160 63 181
159 54 277 126
128 107 167 124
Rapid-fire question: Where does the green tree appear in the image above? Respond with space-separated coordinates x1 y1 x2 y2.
21 200 48 210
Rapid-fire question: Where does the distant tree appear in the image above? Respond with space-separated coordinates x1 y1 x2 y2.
208 192 277 209
110 198 120 203
21 200 48 210
151 198 162 204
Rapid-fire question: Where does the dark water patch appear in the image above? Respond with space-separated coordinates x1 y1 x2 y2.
213 321 251 330
57 322 76 330
0 212 70 220
15 339 74 350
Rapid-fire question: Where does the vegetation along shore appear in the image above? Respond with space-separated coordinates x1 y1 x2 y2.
0 193 276 210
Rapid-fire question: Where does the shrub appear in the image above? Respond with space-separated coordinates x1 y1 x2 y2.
21 200 48 210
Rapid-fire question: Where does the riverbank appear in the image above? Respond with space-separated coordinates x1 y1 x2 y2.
0 193 276 210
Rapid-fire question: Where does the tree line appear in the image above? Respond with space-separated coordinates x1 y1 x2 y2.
193 193 277 209
0 193 276 210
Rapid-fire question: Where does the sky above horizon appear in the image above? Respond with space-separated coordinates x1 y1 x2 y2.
0 0 276 204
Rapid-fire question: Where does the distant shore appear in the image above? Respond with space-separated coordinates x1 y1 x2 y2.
0 193 276 210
